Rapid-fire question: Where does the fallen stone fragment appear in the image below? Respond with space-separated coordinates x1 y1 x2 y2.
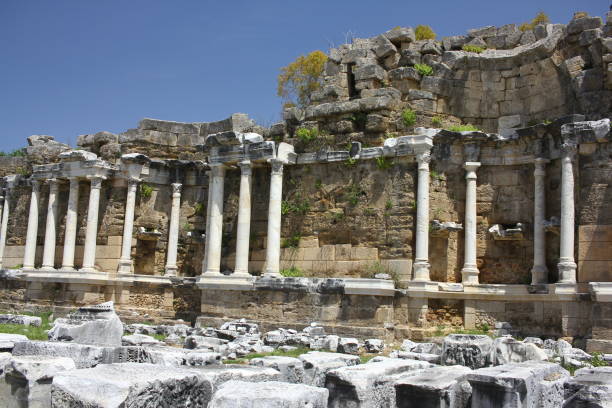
0 333 28 352
0 355 75 408
185 351 222 366
491 336 548 365
391 350 441 364
442 334 493 369
338 337 360 354
121 333 163 346
0 314 42 327
51 363 213 407
209 380 329 408
394 365 473 408
47 301 123 347
563 366 612 407
326 358 433 408
197 365 281 392
250 356 305 383
12 341 106 368
466 361 569 407
300 351 361 387
365 338 384 353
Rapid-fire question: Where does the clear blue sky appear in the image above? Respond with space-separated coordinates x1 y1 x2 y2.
0 0 609 152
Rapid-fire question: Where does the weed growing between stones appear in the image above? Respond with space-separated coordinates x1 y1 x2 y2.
462 44 486 53
414 63 433 76
448 124 481 132
401 109 417 127
280 267 304 278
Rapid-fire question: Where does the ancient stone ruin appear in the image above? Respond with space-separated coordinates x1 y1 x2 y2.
0 9 611 407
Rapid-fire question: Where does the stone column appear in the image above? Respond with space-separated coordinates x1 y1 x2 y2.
165 183 182 276
264 159 284 277
40 179 60 271
234 161 252 276
461 162 481 285
412 151 431 281
0 188 10 269
558 143 577 283
61 177 80 271
0 194 4 231
80 176 105 273
22 180 41 271
203 164 225 275
117 178 139 274
531 158 549 284
201 170 213 273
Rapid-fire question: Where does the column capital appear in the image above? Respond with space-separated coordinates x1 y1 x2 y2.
238 160 252 176
210 163 226 178
464 162 481 178
416 151 431 165
534 157 549 176
87 175 106 189
171 183 182 195
561 140 578 157
47 178 60 192
68 176 80 183
268 159 284 176
30 179 42 191
127 177 140 188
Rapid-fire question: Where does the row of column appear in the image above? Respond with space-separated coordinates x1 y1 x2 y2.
411 146 577 286
22 176 105 273
201 159 285 279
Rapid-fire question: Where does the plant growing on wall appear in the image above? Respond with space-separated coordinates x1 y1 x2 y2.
349 112 368 129
461 44 486 53
295 127 319 143
0 149 25 157
414 63 433 76
519 11 550 32
402 109 417 127
415 25 436 40
277 50 328 108
448 124 480 132
193 203 205 215
280 266 304 277
431 116 443 127
281 233 301 248
140 183 154 199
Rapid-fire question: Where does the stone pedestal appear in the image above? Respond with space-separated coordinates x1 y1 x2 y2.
558 143 577 284
412 151 431 281
61 178 80 272
22 180 41 272
165 183 181 276
40 179 60 271
264 159 284 277
203 164 225 276
461 162 481 285
234 161 253 277
117 178 139 274
531 158 549 284
80 176 105 274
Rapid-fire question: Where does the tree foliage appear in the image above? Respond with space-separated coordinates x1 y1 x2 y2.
415 25 436 40
277 50 328 108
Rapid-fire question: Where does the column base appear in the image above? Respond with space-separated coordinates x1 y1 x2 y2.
461 265 480 285
412 261 431 281
196 273 255 290
530 264 549 285
21 266 36 272
164 265 178 277
59 266 76 273
557 260 577 284
78 266 98 274
117 260 133 274
407 280 438 292
39 266 57 272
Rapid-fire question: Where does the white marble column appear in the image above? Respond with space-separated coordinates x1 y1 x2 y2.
40 179 60 271
117 178 139 274
264 159 284 277
80 176 105 273
165 183 182 276
234 161 253 276
201 170 213 274
413 151 432 281
558 143 577 283
461 162 481 285
531 158 549 284
22 179 41 271
61 177 80 272
203 164 225 275
0 189 10 269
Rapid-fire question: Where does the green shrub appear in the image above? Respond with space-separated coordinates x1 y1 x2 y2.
345 157 357 166
431 116 443 127
345 184 364 206
519 11 550 32
194 203 205 215
590 352 609 367
401 109 417 127
414 63 433 76
462 44 486 53
385 199 393 210
295 127 318 143
448 124 480 132
281 234 301 248
280 266 304 277
375 156 393 170
415 25 436 40
139 183 154 198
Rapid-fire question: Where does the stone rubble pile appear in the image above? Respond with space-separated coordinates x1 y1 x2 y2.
0 303 611 407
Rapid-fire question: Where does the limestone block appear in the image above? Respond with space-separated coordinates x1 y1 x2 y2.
567 16 603 35
467 362 569 408
197 365 281 391
209 380 328 408
0 355 76 408
441 334 493 369
578 261 612 282
578 241 612 261
51 363 213 408
394 365 473 408
491 337 548 365
0 334 28 352
249 356 305 383
299 351 360 387
184 352 222 366
12 341 106 369
326 358 433 408
0 314 42 327
384 27 416 44
298 236 319 248
121 334 163 347
335 244 352 261
350 247 378 261
564 367 612 407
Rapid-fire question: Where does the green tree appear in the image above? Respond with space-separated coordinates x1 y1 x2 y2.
277 50 328 108
415 25 436 40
